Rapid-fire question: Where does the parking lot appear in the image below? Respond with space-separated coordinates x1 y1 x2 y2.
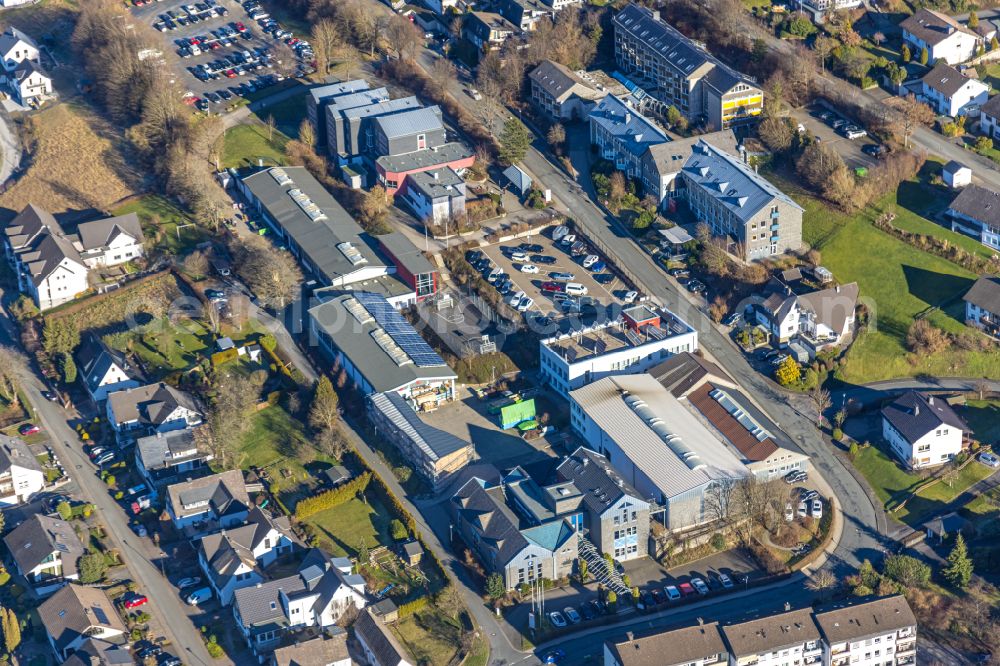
791 103 881 172
130 0 310 108
473 227 628 319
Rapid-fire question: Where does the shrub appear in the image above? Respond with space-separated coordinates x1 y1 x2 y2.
397 596 430 618
832 428 844 441
56 501 72 521
390 519 408 541
78 552 108 584
0 572 10 586
710 533 726 551
294 472 372 519
259 334 277 351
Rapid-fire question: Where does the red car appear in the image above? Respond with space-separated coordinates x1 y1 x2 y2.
678 582 696 597
224 69 237 78
235 21 246 31
18 423 40 436
182 95 197 106
122 594 148 609
540 282 565 294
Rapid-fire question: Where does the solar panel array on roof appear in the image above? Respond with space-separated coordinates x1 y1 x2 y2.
354 292 445 368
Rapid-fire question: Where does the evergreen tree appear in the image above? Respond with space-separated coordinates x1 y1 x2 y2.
497 118 531 167
919 47 929 65
901 44 911 62
970 10 979 28
943 533 973 589
308 375 340 432
485 573 506 600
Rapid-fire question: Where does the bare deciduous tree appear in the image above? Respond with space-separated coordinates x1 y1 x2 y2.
197 369 265 469
811 387 832 426
429 57 456 94
230 235 303 309
311 18 342 77
0 346 28 406
806 569 838 601
386 14 422 61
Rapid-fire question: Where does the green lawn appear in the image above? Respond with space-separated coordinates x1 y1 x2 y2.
253 92 307 139
392 607 464 666
123 318 263 378
222 123 289 168
302 496 392 558
853 444 996 526
959 400 1000 446
780 174 1000 384
113 195 208 256
980 63 1000 91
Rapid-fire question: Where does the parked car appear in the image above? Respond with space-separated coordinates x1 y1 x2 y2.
651 588 666 605
550 272 574 282
177 577 202 589
797 501 808 518
581 254 599 268
517 297 534 312
622 290 638 304
543 649 566 664
510 251 528 262
520 264 539 274
785 503 794 522
590 261 606 273
122 594 149 609
691 578 710 595
668 267 690 278
88 447 108 460
132 522 148 537
185 587 213 605
465 87 483 101
564 606 581 624
519 243 543 253
715 573 734 589
548 611 567 628
159 656 181 666
687 280 706 294
18 423 40 436
800 489 819 502
678 582 696 597
722 312 742 327
205 288 226 301
862 143 887 158
579 603 595 621
664 585 680 601
41 389 58 402
532 254 556 265
811 499 823 519
93 451 116 466
980 452 1000 468
137 644 162 660
844 126 867 140
507 291 525 308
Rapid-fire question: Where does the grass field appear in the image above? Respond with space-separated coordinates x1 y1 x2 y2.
779 174 1000 384
0 104 136 215
392 607 464 666
853 444 996 526
113 195 208 256
122 317 262 377
960 400 1000 446
253 92 306 139
303 496 393 558
222 123 289 168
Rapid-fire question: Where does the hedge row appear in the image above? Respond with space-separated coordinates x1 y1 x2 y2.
211 348 239 366
397 596 430 618
294 471 372 519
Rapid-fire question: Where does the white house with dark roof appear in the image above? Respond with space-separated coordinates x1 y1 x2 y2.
588 95 668 180
74 213 145 268
721 607 823 666
232 549 366 658
197 507 298 605
964 275 1000 338
901 8 981 65
753 279 860 354
0 27 50 106
134 428 213 486
271 630 352 666
814 595 917 666
0 27 39 71
0 434 44 505
918 62 988 117
882 391 969 469
166 469 250 530
979 94 1000 140
528 60 604 121
38 585 127 661
106 382 202 444
3 514 84 595
76 334 140 402
398 167 466 224
463 11 518 51
604 621 727 666
354 607 414 666
947 183 1000 251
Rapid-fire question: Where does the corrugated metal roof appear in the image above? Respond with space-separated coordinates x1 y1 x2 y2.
369 391 471 461
374 106 443 141
588 95 668 159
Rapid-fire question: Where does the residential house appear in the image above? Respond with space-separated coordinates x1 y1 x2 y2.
555 447 651 561
613 5 763 129
8 59 51 105
604 622 727 666
639 130 740 208
495 0 553 32
947 183 1000 251
38 585 127 661
882 391 969 469
569 374 749 532
721 607 823 666
308 291 456 406
197 507 298 605
61 638 133 666
4 514 84 595
421 0 459 14
3 205 89 311
397 167 466 224
795 0 863 21
0 435 45 505
451 472 579 590
76 334 140 402
964 274 1000 338
354 608 414 666
814 595 917 666
74 213 145 269
271 629 352 666
943 160 972 188
529 60 605 121
463 12 518 51
0 27 39 71
679 140 803 261
367 391 475 490
166 469 250 530
918 62 988 116
105 382 202 443
649 352 810 480
753 280 860 354
588 95 668 180
539 304 698 396
978 94 1000 140
135 429 213 486
901 9 981 65
232 550 367 658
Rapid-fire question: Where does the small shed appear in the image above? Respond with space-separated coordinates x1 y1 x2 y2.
369 598 399 624
924 511 970 543
216 337 235 352
323 465 352 488
502 165 532 195
943 160 972 189
657 226 694 257
399 540 424 566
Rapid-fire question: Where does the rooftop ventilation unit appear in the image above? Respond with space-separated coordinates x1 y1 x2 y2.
270 168 292 186
337 242 368 266
710 388 772 441
372 329 412 367
343 297 374 326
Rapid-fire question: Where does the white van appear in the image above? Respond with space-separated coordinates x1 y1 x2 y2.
564 283 588 296
185 587 213 605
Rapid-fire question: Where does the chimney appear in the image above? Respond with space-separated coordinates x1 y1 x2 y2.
432 172 439 180
784 601 792 611
624 112 631 124
626 631 634 642
914 404 920 417
697 617 705 626
583 458 589 467
928 396 934 405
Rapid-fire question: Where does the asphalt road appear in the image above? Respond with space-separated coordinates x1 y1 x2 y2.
0 311 218 666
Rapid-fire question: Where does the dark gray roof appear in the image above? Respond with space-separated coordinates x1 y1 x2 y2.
376 142 473 174
4 203 55 250
981 93 1000 119
528 60 598 103
77 335 135 395
354 609 411 666
369 391 471 461
374 106 443 141
339 96 422 122
242 167 387 286
325 87 390 115
323 465 351 485
4 514 84 578
644 130 740 179
272 632 350 666
606 622 727 666
901 8 976 47
452 477 529 566
648 351 734 397
377 231 436 277
964 275 1000 314
167 469 249 520
882 390 968 443
198 527 258 590
0 435 43 474
588 95 668 159
17 230 85 286
814 595 916 644
948 183 1000 227
107 382 200 428
722 608 820 657
943 160 969 175
921 62 979 98
406 168 465 201
556 447 643 516
76 213 144 251
63 638 133 666
38 585 126 654
0 27 37 55
308 80 369 105
502 165 532 193
136 429 201 471
12 58 46 83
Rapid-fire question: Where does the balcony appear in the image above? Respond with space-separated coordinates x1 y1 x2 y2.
897 641 915 654
897 628 914 639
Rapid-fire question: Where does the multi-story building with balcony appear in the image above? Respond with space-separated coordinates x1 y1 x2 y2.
613 4 763 130
588 95 668 180
815 596 917 666
948 183 1000 252
964 275 1000 338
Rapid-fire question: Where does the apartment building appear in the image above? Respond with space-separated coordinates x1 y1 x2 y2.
605 622 727 666
640 129 739 207
463 12 518 50
613 4 763 129
722 607 823 666
815 596 917 666
529 60 605 121
305 79 371 148
588 95 667 180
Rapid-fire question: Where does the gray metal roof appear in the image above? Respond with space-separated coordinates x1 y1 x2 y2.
589 95 668 159
354 609 412 666
340 96 421 121
242 167 388 285
814 596 916 645
451 477 530 565
324 87 388 114
76 212 144 251
309 292 456 394
964 275 1000 314
376 142 473 173
644 129 739 178
308 79 369 105
76 334 136 395
407 167 465 200
681 140 802 222
135 429 202 471
722 608 820 657
529 60 600 103
378 231 436 276
881 390 968 444
502 165 532 193
0 435 42 474
369 391 471 461
374 106 443 141
606 622 727 666
107 382 200 428
948 183 1000 227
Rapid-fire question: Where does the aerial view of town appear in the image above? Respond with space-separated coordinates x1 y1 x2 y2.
0 0 999 663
